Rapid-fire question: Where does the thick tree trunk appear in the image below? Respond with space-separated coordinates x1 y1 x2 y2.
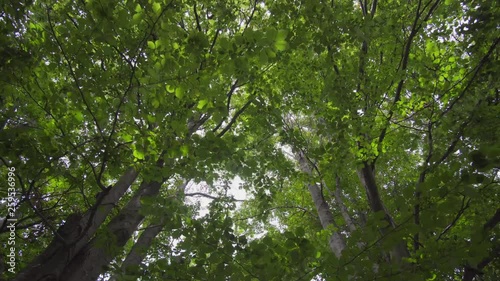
60 180 163 281
57 121 204 281
13 113 238 281
13 168 139 281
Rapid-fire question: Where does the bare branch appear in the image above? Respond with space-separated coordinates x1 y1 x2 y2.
436 196 471 241
185 192 245 202
193 3 202 32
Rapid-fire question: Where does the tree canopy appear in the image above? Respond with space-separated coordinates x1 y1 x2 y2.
0 0 499 280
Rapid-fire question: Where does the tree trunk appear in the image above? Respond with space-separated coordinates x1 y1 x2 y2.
356 162 409 262
13 168 139 281
109 221 165 281
56 121 204 281
296 150 346 257
60 180 163 281
110 181 187 281
333 176 357 232
308 182 346 257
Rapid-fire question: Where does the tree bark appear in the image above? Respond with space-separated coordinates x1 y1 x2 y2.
333 176 357 232
308 182 345 257
296 150 346 257
356 162 409 262
57 120 204 281
109 221 165 281
109 181 187 281
60 180 163 281
13 167 139 281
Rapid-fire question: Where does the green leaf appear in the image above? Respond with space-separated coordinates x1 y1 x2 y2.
132 12 143 24
175 87 184 99
166 85 175 93
276 29 288 41
152 99 160 108
152 2 161 14
315 251 321 258
122 134 133 142
147 115 156 123
197 99 208 109
180 145 189 156
74 111 84 121
259 51 268 64
133 149 145 160
275 41 288 51
295 227 305 237
266 48 276 58
147 41 156 49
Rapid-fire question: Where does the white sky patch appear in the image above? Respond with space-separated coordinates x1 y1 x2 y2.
184 176 248 218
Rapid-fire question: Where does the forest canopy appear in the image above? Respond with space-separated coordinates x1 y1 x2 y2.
0 0 499 281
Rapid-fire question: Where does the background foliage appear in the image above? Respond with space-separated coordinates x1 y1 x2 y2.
0 0 499 280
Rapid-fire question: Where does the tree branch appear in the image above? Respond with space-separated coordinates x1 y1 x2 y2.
184 192 245 202
216 93 255 137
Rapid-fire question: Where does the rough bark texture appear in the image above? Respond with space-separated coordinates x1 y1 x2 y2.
13 167 139 281
15 118 207 281
60 180 163 281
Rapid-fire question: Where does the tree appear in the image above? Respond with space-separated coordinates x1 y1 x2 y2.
1 0 499 281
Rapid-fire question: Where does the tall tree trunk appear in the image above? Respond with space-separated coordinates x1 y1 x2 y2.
308 182 346 257
357 162 409 262
296 150 346 257
13 168 139 281
110 181 187 281
333 176 357 233
61 180 164 281
57 120 205 281
109 220 165 281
